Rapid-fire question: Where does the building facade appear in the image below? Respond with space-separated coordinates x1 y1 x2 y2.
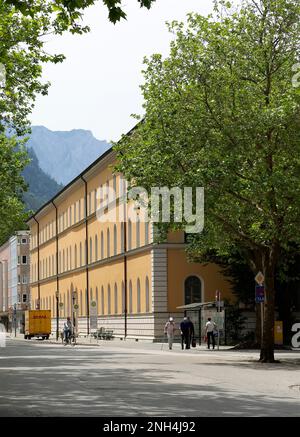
27 149 234 340
0 231 30 332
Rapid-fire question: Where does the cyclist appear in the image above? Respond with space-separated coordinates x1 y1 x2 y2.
63 317 73 344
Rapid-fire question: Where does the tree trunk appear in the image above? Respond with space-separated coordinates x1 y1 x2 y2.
260 254 276 363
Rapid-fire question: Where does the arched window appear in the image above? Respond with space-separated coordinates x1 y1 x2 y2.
184 276 202 305
90 287 93 302
74 202 77 224
63 293 66 317
122 281 125 313
79 242 82 267
69 246 72 270
121 223 124 253
80 290 83 316
114 283 118 314
67 291 70 316
69 206 72 227
145 276 150 313
89 237 93 263
96 287 99 315
128 220 132 250
101 232 104 259
78 199 81 221
107 228 110 258
113 174 117 193
101 286 104 315
145 221 149 245
66 248 69 271
45 258 48 278
114 224 117 256
137 278 141 313
107 285 111 315
59 251 61 274
94 189 97 213
95 235 98 261
75 244 77 269
136 218 140 248
129 280 133 314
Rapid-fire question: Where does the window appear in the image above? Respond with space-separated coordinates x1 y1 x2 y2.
113 175 117 195
88 192 92 215
90 237 93 263
184 276 202 305
101 286 104 315
122 281 125 313
79 242 82 267
107 228 110 258
75 244 77 268
101 232 104 259
129 281 133 314
78 199 81 221
22 276 27 284
66 248 69 271
145 221 149 245
80 290 83 316
18 256 20 265
94 189 97 213
22 294 27 303
74 202 77 224
21 238 27 244
22 255 27 265
69 206 72 227
114 283 118 314
136 217 140 248
95 235 98 261
69 246 72 270
128 220 132 250
18 275 21 284
107 285 111 315
96 287 99 314
63 250 65 272
114 225 117 256
137 278 141 313
121 223 124 253
145 276 150 313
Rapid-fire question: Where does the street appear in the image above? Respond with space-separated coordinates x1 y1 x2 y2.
0 338 299 417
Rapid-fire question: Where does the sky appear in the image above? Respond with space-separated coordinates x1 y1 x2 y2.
30 0 214 142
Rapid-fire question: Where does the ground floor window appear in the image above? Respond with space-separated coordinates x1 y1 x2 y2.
184 276 202 305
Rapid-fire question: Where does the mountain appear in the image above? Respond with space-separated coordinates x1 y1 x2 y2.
26 126 111 185
22 148 63 211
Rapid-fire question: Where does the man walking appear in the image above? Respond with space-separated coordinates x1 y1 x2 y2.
205 317 217 350
180 316 192 349
164 317 176 350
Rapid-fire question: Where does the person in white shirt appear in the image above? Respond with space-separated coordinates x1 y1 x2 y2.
164 317 176 350
205 318 217 349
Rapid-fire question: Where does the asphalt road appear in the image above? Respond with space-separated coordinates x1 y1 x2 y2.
0 338 299 417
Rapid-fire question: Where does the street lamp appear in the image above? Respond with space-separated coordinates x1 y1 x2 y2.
55 291 59 341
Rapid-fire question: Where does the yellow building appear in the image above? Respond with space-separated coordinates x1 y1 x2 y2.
27 148 234 340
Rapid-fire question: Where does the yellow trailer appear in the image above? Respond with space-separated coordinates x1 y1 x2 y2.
24 310 51 340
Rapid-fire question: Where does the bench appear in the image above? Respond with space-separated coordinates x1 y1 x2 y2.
92 327 114 340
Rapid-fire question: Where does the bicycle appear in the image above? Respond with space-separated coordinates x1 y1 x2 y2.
61 331 76 346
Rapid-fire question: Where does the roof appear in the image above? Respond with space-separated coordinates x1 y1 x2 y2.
176 301 216 310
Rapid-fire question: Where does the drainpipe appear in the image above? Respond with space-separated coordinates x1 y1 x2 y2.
51 200 59 341
33 217 40 309
81 176 89 335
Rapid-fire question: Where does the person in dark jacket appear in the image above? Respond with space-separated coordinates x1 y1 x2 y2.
180 316 192 349
187 317 195 346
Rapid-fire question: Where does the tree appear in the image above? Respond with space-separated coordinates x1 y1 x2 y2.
115 0 300 362
0 1 64 243
5 0 156 30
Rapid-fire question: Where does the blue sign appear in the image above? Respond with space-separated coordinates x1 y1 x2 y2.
255 285 265 303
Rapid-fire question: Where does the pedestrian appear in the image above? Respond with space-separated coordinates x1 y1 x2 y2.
164 317 176 350
187 317 195 347
63 316 73 343
180 316 192 349
205 317 217 350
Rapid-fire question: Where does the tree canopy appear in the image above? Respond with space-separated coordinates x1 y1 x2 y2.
115 0 300 361
0 1 64 244
5 0 156 31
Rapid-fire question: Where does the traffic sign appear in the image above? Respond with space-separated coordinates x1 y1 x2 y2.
255 285 265 303
255 271 264 285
